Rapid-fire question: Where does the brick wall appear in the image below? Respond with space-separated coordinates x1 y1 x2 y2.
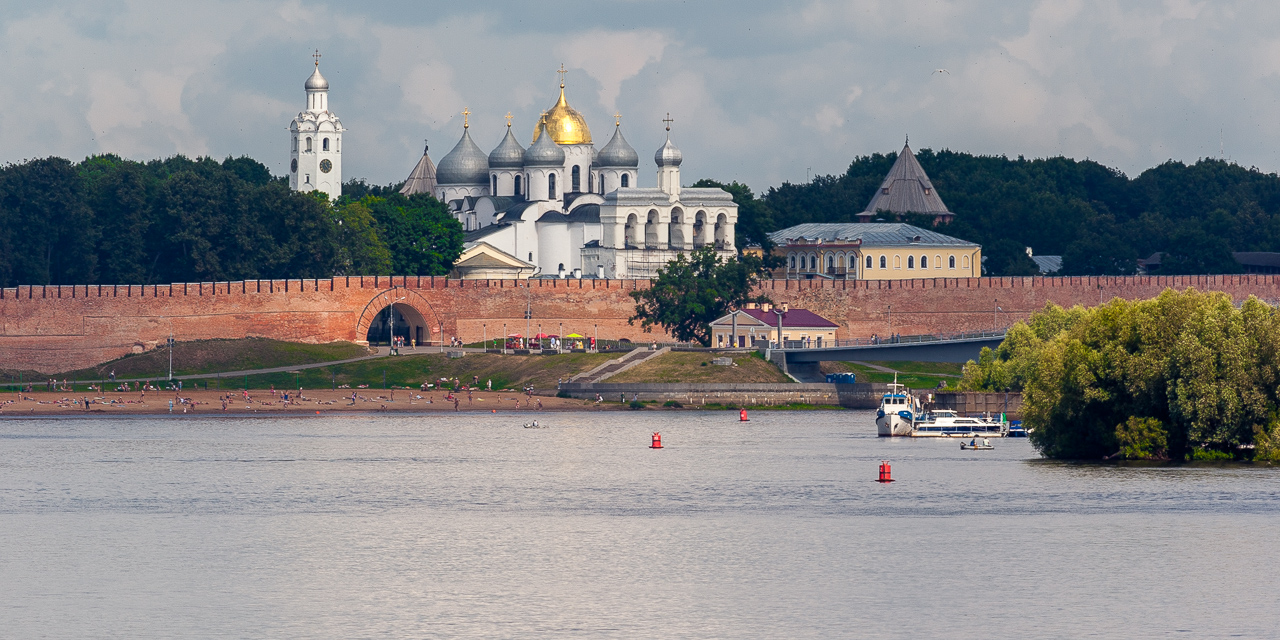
5 274 1280 373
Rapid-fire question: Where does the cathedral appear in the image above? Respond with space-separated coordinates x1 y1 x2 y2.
398 70 739 279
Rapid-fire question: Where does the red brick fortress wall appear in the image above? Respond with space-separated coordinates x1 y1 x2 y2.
5 274 1280 373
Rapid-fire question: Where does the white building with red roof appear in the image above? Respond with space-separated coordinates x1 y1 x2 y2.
709 303 839 349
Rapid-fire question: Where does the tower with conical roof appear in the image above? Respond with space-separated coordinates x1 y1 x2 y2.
857 140 952 223
399 142 437 197
289 51 344 199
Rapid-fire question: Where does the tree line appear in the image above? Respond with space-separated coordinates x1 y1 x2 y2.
0 155 462 287
714 151 1280 276
959 289 1280 461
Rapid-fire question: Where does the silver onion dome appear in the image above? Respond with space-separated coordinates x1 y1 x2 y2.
305 65 329 91
595 124 639 167
523 120 566 166
488 127 526 168
436 128 490 185
655 136 682 167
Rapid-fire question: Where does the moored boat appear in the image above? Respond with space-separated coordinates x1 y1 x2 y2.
910 410 1007 438
875 380 918 437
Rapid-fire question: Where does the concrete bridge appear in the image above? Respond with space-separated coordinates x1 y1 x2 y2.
768 330 1007 382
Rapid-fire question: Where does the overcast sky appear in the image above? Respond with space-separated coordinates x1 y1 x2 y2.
2 0 1278 193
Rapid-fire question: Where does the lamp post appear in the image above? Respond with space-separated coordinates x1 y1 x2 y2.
503 323 507 353
483 324 487 351
994 299 1001 331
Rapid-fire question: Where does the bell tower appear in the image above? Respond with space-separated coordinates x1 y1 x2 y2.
289 51 344 200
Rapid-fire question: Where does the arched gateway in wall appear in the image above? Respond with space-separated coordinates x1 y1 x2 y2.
354 288 445 346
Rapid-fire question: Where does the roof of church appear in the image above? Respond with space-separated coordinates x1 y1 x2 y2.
399 144 437 196
862 143 949 215
305 64 328 91
534 82 592 145
525 120 566 166
768 223 977 248
463 223 511 243
565 203 601 223
489 126 525 168
595 124 638 167
437 127 490 185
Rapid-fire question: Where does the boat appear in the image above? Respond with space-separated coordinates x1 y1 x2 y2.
1007 421 1028 437
875 378 919 437
523 420 544 429
910 409 1007 438
960 439 995 450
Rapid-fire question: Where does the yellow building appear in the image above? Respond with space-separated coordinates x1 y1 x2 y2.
709 303 839 348
769 222 981 280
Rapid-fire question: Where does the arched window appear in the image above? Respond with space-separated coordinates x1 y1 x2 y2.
548 173 557 199
571 166 581 192
306 137 312 152
790 254 796 269
292 137 297 151
621 174 629 188
907 256 915 269
866 255 873 269
809 254 817 270
879 255 886 269
894 255 901 269
827 255 835 270
962 255 970 269
920 255 928 269
515 175 522 197
599 176 606 193
588 172 594 193
492 175 497 194
322 138 330 151
935 255 942 269
949 255 956 269
848 254 856 269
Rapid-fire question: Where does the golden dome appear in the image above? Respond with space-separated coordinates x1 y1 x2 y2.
533 85 592 145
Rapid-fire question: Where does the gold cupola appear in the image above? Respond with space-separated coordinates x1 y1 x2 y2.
533 68 592 146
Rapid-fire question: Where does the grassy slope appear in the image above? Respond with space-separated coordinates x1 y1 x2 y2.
607 351 792 384
189 351 615 391
821 360 963 389
52 338 371 381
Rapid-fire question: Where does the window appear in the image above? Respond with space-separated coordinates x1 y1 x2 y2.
621 174 629 188
790 254 796 269
827 255 835 270
880 255 886 269
492 175 497 194
549 173 557 199
848 255 856 268
894 255 901 269
292 137 297 151
515 175 522 197
305 137 312 152
962 255 970 269
322 138 329 151
599 176 605 193
866 255 873 269
588 172 594 193
920 255 927 269
935 255 942 269
949 255 956 269
529 252 533 261
907 256 914 269
572 166 581 192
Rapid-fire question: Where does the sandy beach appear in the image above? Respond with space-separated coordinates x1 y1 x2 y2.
0 389 624 415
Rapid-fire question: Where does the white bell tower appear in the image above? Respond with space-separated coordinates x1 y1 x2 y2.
289 50 344 200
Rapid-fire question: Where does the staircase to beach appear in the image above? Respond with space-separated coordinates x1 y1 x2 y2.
569 347 670 384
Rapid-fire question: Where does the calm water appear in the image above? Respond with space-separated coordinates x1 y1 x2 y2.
1 410 1278 638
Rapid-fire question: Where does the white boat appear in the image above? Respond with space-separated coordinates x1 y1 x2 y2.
910 410 1007 438
875 379 919 437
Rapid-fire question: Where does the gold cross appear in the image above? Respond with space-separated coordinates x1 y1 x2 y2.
505 112 513 128
556 63 567 87
614 112 622 126
663 113 674 131
312 49 321 66
462 107 470 128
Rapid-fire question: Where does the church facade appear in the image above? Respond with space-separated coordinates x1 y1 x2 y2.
401 73 738 279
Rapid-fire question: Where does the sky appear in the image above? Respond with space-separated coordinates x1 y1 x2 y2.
2 0 1280 193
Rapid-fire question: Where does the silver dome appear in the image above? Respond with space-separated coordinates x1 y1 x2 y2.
488 127 526 168
305 65 329 91
595 124 638 168
523 121 566 166
436 128 490 185
655 136 682 167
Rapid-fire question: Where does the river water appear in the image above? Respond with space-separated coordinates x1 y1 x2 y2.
1 410 1277 638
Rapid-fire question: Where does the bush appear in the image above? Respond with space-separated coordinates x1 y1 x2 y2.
663 400 683 408
1116 416 1168 460
1191 448 1233 461
629 400 645 410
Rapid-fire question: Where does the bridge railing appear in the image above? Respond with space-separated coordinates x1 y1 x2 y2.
781 328 1009 350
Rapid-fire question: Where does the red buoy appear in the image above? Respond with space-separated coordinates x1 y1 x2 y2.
650 432 663 449
877 460 894 483
740 408 749 422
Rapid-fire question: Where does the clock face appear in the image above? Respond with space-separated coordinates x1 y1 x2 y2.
320 159 332 173
290 158 297 173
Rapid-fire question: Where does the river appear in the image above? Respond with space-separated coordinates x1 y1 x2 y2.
1 410 1277 638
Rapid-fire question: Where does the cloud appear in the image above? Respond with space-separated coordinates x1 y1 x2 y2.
555 29 668 112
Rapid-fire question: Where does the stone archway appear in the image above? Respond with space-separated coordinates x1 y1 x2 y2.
355 288 445 347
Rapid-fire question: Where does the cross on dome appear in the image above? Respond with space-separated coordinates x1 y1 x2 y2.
663 113 674 132
312 49 321 66
462 107 471 129
505 112 513 128
614 112 622 126
556 63 567 88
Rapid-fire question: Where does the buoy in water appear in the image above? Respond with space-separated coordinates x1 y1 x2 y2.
650 432 663 449
740 408 749 422
877 460 894 483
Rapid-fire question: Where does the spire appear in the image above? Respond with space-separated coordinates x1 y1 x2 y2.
859 141 950 218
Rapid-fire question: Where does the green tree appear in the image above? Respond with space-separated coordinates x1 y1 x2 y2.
628 248 771 346
333 200 392 275
360 193 463 275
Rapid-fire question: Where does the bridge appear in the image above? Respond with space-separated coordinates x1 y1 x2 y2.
767 329 1007 382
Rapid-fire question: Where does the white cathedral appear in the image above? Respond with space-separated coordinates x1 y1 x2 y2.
396 71 739 279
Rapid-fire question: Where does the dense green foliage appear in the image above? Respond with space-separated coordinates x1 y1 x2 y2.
0 155 462 286
962 289 1280 461
755 151 1280 276
629 247 771 346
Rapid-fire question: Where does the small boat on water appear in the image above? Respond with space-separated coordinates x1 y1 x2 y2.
961 438 995 450
523 420 544 429
875 379 919 437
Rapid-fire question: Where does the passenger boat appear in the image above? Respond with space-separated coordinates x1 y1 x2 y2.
909 410 1007 438
875 379 919 437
